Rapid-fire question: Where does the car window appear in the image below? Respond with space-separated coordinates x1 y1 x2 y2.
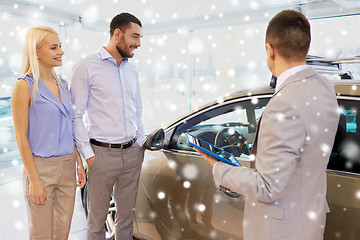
169 97 270 157
328 98 360 174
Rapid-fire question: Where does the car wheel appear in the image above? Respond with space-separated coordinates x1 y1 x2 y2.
81 182 116 240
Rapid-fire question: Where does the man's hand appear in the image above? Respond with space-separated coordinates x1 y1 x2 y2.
86 156 95 169
193 148 218 167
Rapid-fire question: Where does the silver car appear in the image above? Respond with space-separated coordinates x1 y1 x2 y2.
81 80 360 240
133 80 360 240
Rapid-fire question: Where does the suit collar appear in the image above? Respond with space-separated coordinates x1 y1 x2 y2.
273 66 317 96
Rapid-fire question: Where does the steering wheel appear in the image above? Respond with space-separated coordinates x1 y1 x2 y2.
214 128 250 157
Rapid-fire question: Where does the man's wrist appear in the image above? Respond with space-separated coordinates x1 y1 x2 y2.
80 144 95 160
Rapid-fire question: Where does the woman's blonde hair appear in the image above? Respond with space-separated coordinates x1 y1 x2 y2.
22 26 68 102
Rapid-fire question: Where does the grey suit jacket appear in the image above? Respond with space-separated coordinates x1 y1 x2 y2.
213 67 339 240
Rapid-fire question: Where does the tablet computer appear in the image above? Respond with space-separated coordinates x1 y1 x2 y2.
185 133 241 167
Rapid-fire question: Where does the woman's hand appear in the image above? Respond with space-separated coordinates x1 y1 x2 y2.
76 164 86 189
29 179 46 205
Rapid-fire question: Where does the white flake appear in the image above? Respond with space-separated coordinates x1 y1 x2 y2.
182 163 199 180
12 200 20 208
198 204 206 212
343 140 360 160
251 98 259 105
189 38 204 54
307 210 318 221
169 104 177 111
209 231 217 238
356 190 360 199
249 1 260 10
14 221 24 231
276 113 285 122
217 98 224 104
228 128 235 135
11 160 19 167
320 143 330 153
82 5 98 24
168 160 176 169
149 211 156 219
183 181 191 189
228 68 235 77
157 191 165 199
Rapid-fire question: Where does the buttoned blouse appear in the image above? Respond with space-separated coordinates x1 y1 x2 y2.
22 75 74 157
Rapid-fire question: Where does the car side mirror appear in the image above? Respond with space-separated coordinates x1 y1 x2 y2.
143 128 165 151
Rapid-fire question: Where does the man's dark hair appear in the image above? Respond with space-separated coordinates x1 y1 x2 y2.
266 10 310 61
110 12 142 37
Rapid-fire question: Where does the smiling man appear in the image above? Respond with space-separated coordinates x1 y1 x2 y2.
71 13 145 240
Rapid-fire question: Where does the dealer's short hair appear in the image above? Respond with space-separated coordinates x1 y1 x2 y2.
266 10 311 61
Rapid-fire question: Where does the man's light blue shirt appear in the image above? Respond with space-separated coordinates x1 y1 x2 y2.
71 47 145 160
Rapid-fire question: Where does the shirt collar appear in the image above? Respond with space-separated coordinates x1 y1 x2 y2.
99 46 129 65
99 46 112 60
275 64 309 92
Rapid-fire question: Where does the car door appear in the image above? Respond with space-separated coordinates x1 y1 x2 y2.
134 95 271 239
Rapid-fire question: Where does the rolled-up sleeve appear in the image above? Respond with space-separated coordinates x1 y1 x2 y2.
135 72 145 146
71 60 95 160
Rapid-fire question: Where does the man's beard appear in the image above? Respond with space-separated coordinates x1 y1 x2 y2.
116 45 134 58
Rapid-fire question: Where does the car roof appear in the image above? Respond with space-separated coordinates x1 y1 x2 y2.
164 80 360 130
333 80 360 97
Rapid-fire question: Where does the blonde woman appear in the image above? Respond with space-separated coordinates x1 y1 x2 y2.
11 26 86 239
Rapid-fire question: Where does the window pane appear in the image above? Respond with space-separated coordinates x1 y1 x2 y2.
171 97 269 157
329 99 360 174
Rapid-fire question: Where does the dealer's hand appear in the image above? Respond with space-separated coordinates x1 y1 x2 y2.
193 147 219 167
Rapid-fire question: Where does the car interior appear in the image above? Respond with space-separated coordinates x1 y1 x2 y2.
329 101 360 174
170 97 271 159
